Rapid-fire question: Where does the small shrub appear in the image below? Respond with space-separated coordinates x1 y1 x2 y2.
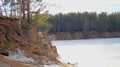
0 22 10 29
0 42 9 52
32 51 41 55
22 24 32 29
0 31 2 35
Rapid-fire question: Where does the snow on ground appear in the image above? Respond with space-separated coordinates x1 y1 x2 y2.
4 49 35 63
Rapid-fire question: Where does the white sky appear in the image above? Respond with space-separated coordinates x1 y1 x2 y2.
43 0 120 14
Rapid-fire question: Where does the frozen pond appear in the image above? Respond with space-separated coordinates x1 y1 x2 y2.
52 38 120 67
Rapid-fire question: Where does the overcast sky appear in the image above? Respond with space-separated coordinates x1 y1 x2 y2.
44 0 120 14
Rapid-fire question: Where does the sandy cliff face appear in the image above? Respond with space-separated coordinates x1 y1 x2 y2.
0 17 59 66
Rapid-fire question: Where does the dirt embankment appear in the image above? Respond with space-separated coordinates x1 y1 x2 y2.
49 31 120 40
0 17 59 67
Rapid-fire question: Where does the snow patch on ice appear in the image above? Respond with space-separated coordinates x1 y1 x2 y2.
4 49 36 63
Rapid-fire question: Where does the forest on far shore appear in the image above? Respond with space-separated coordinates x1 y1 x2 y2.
48 12 120 39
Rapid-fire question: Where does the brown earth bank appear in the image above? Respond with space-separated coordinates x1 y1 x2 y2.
0 17 60 66
48 31 120 40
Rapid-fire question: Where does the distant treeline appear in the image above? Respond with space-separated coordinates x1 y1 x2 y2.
48 12 120 34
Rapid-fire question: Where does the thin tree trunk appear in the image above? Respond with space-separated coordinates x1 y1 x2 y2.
19 0 22 29
10 0 13 17
0 8 3 16
27 0 30 23
22 0 25 20
1 0 7 16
